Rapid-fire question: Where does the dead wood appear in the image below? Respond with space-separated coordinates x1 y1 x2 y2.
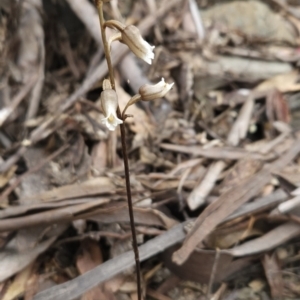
33 222 186 300
173 139 300 265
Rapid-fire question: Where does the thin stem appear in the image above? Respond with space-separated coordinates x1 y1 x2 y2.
95 0 116 89
108 32 122 52
95 1 142 299
104 19 126 31
122 94 142 119
119 117 142 299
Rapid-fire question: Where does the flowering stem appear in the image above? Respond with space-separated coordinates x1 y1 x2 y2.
95 0 115 89
122 94 142 119
104 19 126 31
119 119 142 297
95 1 142 299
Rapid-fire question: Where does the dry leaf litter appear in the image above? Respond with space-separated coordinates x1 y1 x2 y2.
2 0 300 299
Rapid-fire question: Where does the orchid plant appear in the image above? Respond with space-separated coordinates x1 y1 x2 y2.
94 1 173 299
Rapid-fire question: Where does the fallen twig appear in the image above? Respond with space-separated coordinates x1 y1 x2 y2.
33 222 186 300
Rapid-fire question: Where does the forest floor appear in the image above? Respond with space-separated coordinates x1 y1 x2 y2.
1 0 300 299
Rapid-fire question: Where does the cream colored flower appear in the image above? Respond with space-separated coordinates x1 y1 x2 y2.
139 78 174 101
100 89 123 131
121 25 155 64
104 20 155 64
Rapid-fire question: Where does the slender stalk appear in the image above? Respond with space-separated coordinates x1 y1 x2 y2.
95 1 142 299
122 94 142 119
119 120 142 299
95 0 115 89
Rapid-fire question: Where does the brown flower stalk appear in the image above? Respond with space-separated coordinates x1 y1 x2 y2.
94 1 173 299
94 1 142 299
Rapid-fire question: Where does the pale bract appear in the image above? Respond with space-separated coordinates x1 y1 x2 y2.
139 78 174 101
121 25 155 65
100 89 123 131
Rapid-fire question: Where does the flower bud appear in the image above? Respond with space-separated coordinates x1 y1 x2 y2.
100 88 123 131
139 78 174 101
121 25 155 65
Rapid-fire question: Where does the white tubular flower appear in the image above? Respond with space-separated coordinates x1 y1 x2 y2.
100 84 123 131
104 20 155 64
139 78 174 101
121 25 155 64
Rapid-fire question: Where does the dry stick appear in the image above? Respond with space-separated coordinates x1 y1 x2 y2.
187 160 225 210
187 95 254 210
173 139 300 265
33 222 187 300
66 0 102 46
207 248 220 299
188 0 205 40
0 74 37 126
0 146 27 174
25 1 45 120
94 1 142 299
